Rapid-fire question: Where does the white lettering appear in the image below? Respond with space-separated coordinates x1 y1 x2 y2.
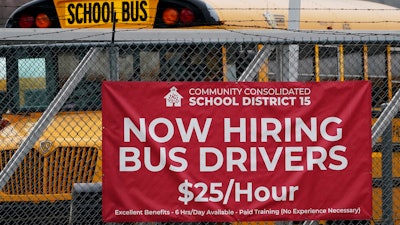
123 117 212 143
200 147 224 172
119 147 188 172
119 147 141 171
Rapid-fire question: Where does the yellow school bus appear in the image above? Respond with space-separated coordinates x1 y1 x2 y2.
2 0 400 224
5 0 400 30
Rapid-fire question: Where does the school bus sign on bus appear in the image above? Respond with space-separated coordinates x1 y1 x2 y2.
102 81 372 222
62 0 153 27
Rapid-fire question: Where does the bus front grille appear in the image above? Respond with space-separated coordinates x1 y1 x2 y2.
0 147 98 195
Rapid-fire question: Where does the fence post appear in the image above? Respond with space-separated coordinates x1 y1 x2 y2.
381 104 393 225
109 46 119 81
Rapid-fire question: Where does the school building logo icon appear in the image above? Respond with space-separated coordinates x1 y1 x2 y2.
164 86 183 107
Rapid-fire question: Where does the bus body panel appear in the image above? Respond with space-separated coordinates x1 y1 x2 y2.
204 0 400 30
0 111 103 202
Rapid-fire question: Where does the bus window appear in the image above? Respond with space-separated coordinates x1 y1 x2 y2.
369 46 390 109
0 58 6 114
221 43 263 81
140 52 160 81
119 43 223 82
18 58 47 109
0 58 5 91
343 45 364 80
58 51 107 111
158 44 222 81
317 45 340 81
391 47 400 94
58 50 134 82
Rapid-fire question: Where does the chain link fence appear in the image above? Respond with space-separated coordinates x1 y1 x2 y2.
0 29 399 225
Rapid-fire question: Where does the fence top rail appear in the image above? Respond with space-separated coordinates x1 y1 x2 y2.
1 28 400 44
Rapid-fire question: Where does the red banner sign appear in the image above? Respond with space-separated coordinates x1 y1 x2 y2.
102 81 372 222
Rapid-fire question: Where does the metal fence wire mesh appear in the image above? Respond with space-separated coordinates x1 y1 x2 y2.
0 29 399 225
